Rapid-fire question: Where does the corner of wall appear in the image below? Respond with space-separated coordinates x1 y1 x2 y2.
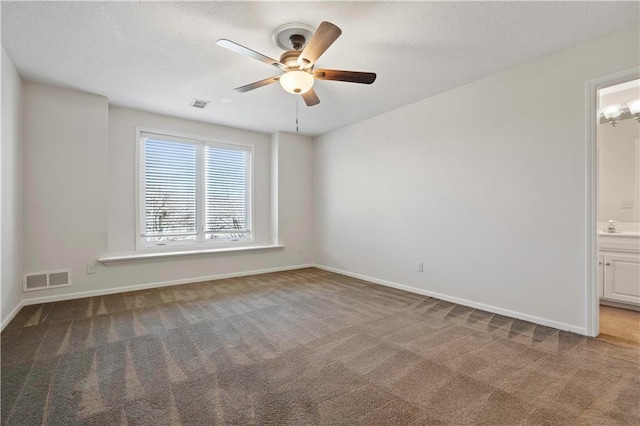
270 133 279 245
1 47 25 330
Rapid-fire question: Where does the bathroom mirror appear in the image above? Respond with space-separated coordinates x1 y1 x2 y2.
598 80 640 224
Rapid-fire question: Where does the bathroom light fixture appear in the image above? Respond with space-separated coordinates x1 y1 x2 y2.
279 70 314 94
627 99 640 122
601 104 621 127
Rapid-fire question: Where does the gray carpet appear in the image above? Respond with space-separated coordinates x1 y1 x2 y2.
1 268 639 425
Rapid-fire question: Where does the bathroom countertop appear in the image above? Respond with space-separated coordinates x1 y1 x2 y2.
599 231 640 238
599 231 640 253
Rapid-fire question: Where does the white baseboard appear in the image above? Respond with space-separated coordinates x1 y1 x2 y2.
1 300 25 331
314 264 587 336
21 264 316 307
9 263 588 336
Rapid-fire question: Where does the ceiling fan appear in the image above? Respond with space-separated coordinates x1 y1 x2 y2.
216 21 376 107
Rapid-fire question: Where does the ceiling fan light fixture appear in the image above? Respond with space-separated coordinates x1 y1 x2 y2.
279 70 314 94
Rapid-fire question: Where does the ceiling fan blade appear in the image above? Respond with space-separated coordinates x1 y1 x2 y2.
302 88 320 106
313 69 377 84
216 39 287 71
234 76 280 93
298 22 342 69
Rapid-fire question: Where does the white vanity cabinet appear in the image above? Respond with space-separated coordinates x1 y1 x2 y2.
598 233 640 307
603 253 640 305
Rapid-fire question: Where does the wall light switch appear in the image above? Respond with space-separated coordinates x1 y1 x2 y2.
87 262 97 274
417 262 424 272
620 199 634 209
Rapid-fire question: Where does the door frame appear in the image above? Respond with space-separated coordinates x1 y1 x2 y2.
635 139 640 223
585 67 639 337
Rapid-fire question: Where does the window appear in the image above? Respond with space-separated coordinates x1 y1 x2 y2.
138 130 252 249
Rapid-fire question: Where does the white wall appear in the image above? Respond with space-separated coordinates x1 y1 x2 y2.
21 86 313 303
1 48 24 327
275 131 314 260
598 118 639 222
313 25 640 333
23 82 109 299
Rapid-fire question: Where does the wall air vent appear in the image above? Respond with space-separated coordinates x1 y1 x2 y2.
23 269 71 292
190 99 211 109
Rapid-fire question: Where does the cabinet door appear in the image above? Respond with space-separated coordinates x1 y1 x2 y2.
603 253 640 306
598 253 604 299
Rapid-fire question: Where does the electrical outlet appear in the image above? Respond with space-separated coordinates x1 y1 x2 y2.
298 248 304 254
87 262 97 274
417 262 424 272
620 199 633 209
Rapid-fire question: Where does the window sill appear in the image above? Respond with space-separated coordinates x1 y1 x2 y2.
98 244 284 266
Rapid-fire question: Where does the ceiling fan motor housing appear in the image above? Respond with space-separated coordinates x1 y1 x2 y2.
280 50 303 69
279 49 314 94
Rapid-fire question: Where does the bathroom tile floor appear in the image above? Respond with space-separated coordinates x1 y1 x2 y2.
599 305 640 347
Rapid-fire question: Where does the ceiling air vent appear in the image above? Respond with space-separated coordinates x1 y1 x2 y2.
24 269 71 292
190 99 211 109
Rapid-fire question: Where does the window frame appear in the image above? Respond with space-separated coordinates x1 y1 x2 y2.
135 127 255 252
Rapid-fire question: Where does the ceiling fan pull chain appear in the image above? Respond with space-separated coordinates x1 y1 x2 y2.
296 100 299 133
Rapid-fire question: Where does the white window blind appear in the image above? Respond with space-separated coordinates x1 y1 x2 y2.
205 146 249 240
143 138 197 244
139 131 251 247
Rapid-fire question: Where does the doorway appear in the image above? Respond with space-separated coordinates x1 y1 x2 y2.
587 70 640 344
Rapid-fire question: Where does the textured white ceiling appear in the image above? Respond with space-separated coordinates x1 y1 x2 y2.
2 1 639 136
